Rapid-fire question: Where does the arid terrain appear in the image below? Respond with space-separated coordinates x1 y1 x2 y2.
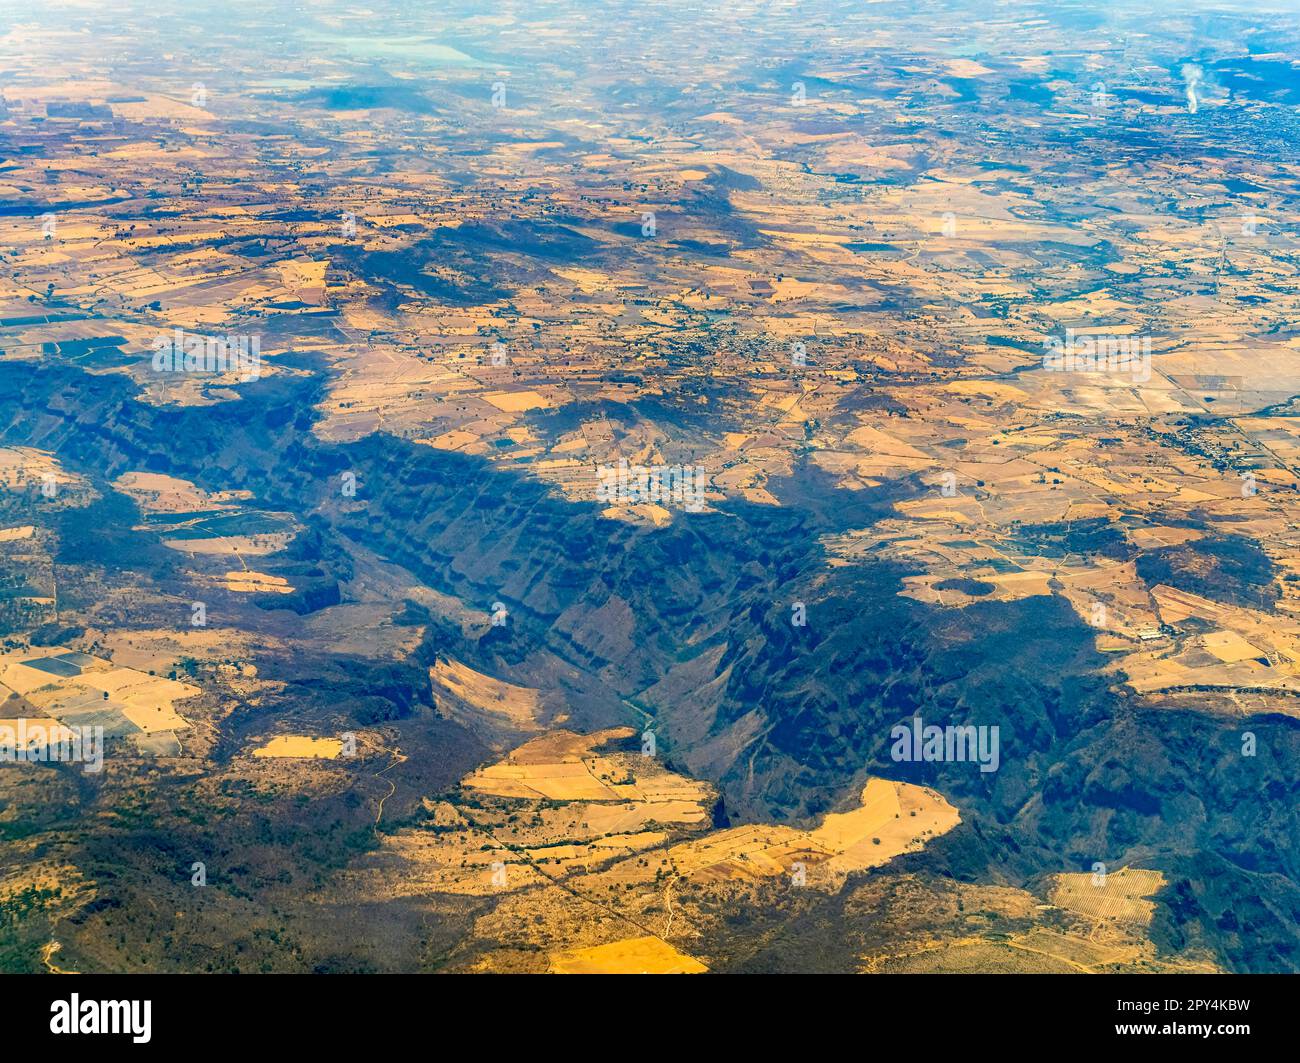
2 0 1300 974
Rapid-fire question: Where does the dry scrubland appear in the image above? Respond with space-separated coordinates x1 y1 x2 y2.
0 0 1294 972
327 728 959 971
